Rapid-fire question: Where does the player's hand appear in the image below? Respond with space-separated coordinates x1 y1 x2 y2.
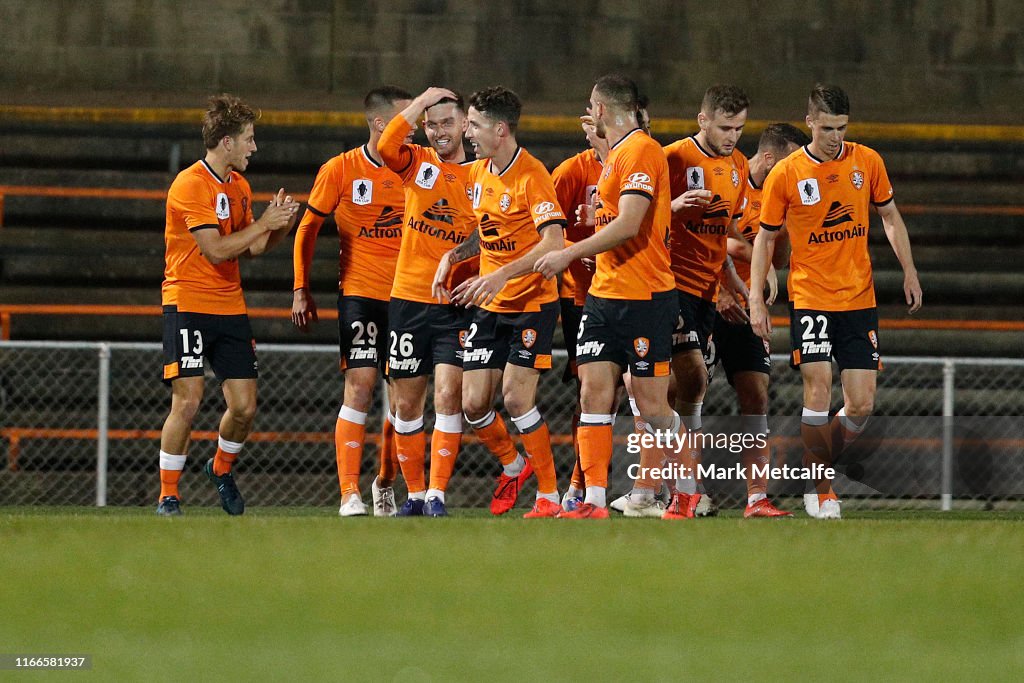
262 188 300 231
766 264 779 306
671 189 713 212
749 299 771 340
717 288 749 324
535 249 571 280
432 250 454 303
417 86 459 110
291 287 318 332
904 269 923 314
576 203 596 227
452 271 508 308
581 257 596 273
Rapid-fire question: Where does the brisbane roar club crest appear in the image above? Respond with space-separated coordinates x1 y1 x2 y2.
500 193 512 213
868 330 878 349
521 328 537 349
458 329 468 348
850 170 865 190
731 169 740 188
633 337 650 358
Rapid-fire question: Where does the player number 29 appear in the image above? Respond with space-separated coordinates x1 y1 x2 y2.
389 331 413 357
351 320 378 346
799 314 828 340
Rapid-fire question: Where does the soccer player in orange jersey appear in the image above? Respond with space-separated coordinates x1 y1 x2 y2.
377 87 476 517
707 123 809 518
662 85 752 517
551 114 608 511
536 74 680 520
157 94 300 516
433 86 567 518
292 86 413 517
749 84 923 520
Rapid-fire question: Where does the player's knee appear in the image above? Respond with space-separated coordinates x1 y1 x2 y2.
172 396 201 424
461 390 491 422
228 397 258 424
343 380 375 412
501 390 534 419
845 395 875 417
394 394 423 422
737 386 769 415
434 385 462 415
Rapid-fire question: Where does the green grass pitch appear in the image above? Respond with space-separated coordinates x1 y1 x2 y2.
1 506 1022 681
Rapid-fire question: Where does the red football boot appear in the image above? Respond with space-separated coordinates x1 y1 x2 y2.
490 460 534 515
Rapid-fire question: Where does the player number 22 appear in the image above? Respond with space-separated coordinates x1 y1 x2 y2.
799 315 828 341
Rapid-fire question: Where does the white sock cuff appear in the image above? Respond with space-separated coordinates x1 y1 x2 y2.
394 415 424 434
510 406 542 433
644 411 681 436
679 402 702 431
159 451 187 471
466 410 496 429
217 437 243 454
740 414 769 435
628 398 640 416
426 488 445 502
387 411 396 425
801 407 829 426
837 407 867 433
579 413 614 426
338 406 368 424
434 412 463 433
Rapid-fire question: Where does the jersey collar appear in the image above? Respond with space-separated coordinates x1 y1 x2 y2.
611 128 643 151
200 159 229 184
361 144 383 168
490 146 522 176
803 141 846 165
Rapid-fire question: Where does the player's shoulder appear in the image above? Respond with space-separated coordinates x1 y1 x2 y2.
845 141 885 165
730 148 750 171
169 161 214 196
662 135 698 157
227 170 251 192
517 147 549 174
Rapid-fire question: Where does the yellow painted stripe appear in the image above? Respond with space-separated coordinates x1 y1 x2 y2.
1 105 1022 142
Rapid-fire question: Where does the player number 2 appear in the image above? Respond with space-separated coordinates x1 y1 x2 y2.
179 329 203 354
799 315 828 340
389 331 413 357
351 320 378 346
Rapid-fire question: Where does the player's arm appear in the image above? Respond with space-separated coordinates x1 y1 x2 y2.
432 230 480 302
534 193 649 279
748 227 778 340
454 223 564 307
191 189 297 264
876 200 922 314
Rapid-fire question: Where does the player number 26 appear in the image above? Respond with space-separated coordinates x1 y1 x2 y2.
389 331 413 357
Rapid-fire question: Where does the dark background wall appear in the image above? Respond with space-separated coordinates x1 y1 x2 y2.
1 0 1021 122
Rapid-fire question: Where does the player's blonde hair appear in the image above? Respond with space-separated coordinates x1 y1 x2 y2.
202 94 259 150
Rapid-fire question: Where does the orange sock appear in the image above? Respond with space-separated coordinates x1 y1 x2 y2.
159 451 186 499
570 457 585 490
470 412 518 466
212 436 243 476
335 412 367 497
636 440 665 491
577 423 613 489
377 414 398 484
519 422 557 494
429 429 461 492
395 425 427 494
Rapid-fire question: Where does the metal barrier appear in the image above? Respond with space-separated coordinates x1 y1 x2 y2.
1 340 1021 510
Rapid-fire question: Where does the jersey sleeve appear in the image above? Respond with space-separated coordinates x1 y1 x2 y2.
524 171 567 232
867 149 895 207
552 156 588 242
172 175 218 231
306 158 342 217
378 115 418 180
617 143 657 201
759 163 789 231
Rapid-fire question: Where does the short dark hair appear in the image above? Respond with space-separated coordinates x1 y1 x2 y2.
593 74 640 113
469 86 522 132
364 85 413 118
701 84 750 117
202 94 258 150
808 84 850 116
427 91 467 114
758 122 810 154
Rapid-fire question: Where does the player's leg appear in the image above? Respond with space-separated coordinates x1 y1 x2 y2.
670 293 714 505
559 297 586 510
799 361 836 516
391 374 429 515
566 359 619 517
158 375 204 514
336 366 378 515
426 363 464 513
503 302 560 518
831 309 881 459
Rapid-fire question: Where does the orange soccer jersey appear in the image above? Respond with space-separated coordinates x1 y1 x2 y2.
552 147 603 306
589 128 674 300
378 116 476 304
468 147 566 313
162 160 254 315
760 141 893 311
293 145 405 301
664 136 749 302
